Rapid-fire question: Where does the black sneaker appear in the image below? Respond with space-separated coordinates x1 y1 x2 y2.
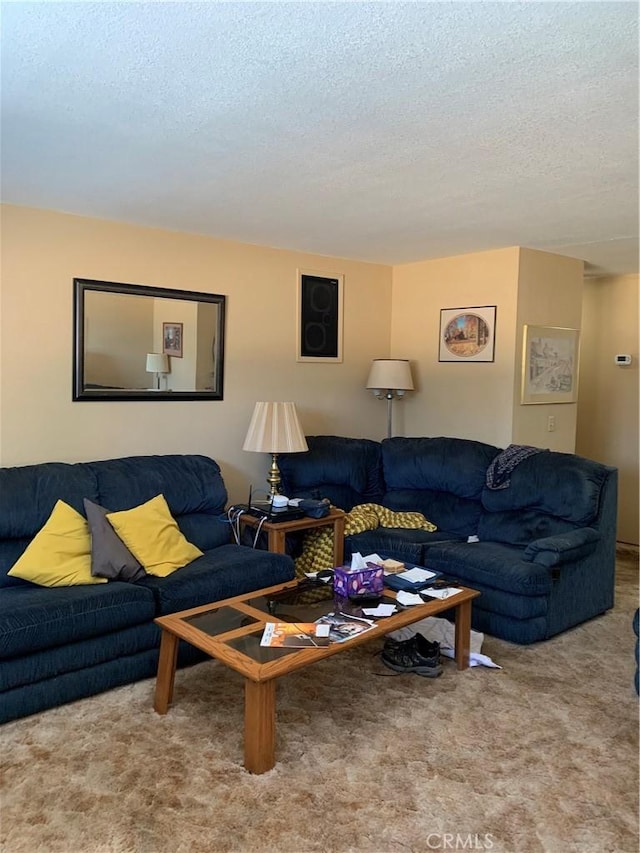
383 633 440 656
381 633 442 677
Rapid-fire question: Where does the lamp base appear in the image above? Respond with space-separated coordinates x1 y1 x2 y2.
266 453 282 496
373 390 398 439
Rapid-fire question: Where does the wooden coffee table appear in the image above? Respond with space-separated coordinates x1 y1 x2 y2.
153 580 480 773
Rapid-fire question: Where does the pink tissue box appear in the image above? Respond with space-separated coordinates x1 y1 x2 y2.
334 563 384 598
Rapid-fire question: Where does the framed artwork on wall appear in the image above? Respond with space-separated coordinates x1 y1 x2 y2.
438 305 497 362
296 270 344 362
162 322 183 358
521 325 580 404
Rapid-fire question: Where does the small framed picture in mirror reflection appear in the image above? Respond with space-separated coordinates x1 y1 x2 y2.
162 322 183 358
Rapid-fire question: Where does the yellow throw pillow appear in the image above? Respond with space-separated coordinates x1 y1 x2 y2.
8 500 107 587
106 494 203 578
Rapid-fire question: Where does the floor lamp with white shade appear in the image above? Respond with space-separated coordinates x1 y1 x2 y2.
366 359 414 438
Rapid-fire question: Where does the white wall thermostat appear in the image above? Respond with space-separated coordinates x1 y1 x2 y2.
614 354 632 366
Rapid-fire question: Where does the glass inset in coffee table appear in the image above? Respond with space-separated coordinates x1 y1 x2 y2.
153 579 480 773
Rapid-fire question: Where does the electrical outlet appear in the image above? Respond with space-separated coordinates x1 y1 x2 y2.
547 415 556 432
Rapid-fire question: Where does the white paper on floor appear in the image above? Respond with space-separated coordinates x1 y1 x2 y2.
387 616 502 669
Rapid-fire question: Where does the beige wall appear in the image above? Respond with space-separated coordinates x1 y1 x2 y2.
390 247 584 451
196 302 219 390
85 290 153 388
512 248 584 450
391 247 521 448
577 275 639 544
0 205 392 503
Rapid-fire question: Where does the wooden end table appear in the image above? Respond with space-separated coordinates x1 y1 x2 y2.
238 506 346 566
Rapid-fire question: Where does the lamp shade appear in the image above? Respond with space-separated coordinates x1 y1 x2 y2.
366 359 414 391
146 353 169 374
243 402 309 454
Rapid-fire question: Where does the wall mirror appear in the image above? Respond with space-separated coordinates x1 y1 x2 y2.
73 278 226 401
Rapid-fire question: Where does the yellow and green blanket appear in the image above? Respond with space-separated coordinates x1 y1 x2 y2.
294 502 436 579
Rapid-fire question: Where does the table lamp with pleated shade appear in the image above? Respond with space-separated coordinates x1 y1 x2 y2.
242 402 309 496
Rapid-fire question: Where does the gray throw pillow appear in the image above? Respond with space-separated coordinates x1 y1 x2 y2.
83 498 145 582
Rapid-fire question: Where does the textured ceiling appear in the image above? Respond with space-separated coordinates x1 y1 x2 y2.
1 2 638 276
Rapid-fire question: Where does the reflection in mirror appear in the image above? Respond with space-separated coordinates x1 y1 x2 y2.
73 279 226 401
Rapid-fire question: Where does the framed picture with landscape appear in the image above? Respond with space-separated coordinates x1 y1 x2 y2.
521 324 580 404
439 305 496 362
162 322 183 358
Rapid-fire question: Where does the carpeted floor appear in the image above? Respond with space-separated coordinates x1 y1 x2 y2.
1 549 638 853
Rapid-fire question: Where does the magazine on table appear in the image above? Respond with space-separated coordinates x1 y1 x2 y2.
313 612 376 643
260 622 331 648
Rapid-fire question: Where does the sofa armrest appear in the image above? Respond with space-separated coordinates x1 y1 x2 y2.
522 527 600 568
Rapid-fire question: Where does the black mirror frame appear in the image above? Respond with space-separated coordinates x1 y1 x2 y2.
73 278 226 401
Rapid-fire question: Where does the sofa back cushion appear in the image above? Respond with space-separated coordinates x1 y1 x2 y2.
382 437 501 498
0 462 99 587
381 437 500 536
481 451 609 523
478 509 580 546
279 436 384 511
93 455 229 551
0 462 99 539
382 490 483 537
0 454 229 587
479 450 612 545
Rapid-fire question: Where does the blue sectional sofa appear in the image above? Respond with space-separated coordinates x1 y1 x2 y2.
0 454 294 723
279 435 618 644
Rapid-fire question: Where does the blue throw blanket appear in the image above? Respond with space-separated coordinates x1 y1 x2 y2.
486 444 544 490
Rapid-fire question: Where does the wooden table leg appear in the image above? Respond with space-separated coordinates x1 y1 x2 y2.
244 679 276 774
268 528 287 554
154 630 179 714
454 599 472 670
332 515 345 566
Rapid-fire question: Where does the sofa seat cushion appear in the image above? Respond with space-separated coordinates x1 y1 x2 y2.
0 621 160 692
137 544 295 615
424 541 553 596
0 582 156 659
346 528 464 563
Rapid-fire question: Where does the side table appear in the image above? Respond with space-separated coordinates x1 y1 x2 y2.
238 507 345 566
